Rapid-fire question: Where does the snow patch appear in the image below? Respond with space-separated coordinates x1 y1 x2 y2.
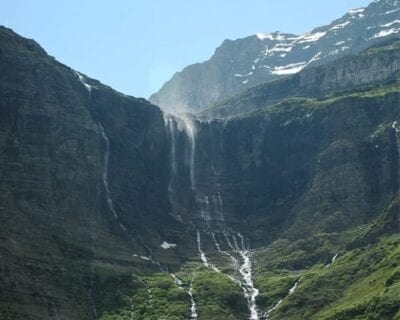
349 8 365 15
371 28 400 38
271 62 306 75
385 8 400 15
297 31 326 44
331 21 351 30
133 254 151 261
256 33 273 40
234 71 254 77
381 20 400 27
161 241 177 249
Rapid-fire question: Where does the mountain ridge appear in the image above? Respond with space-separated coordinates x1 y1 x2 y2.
150 0 400 114
199 37 400 119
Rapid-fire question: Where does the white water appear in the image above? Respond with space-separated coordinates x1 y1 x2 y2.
393 121 400 152
211 232 223 253
170 274 183 287
188 279 198 319
177 115 196 190
199 195 211 221
217 192 224 221
265 280 299 319
326 253 338 267
98 124 127 232
164 113 197 194
164 115 177 175
288 281 299 295
196 230 209 268
196 230 220 272
393 121 400 184
171 273 198 319
233 233 259 320
223 230 235 250
212 232 239 270
73 70 92 94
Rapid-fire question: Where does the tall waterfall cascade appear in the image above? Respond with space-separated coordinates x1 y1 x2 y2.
163 113 261 319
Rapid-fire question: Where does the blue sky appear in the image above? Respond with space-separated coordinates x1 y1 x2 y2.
1 0 372 98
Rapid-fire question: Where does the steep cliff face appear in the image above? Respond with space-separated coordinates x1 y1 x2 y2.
1 26 399 320
150 0 400 113
189 88 399 242
0 26 189 320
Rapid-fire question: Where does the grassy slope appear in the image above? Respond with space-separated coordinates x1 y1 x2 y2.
252 196 399 320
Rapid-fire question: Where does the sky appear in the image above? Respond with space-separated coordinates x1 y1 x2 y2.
1 0 372 98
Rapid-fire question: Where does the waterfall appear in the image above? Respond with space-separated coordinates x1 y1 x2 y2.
163 114 177 176
196 230 220 272
288 281 298 295
211 232 239 270
264 280 299 319
171 273 198 320
217 192 224 221
177 115 196 190
164 114 178 215
196 230 209 268
326 253 338 267
199 195 211 222
163 114 260 319
73 70 92 94
393 121 400 179
232 233 260 320
188 278 198 319
163 113 197 214
98 123 127 232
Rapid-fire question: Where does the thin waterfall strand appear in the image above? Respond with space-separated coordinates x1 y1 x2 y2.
98 123 127 232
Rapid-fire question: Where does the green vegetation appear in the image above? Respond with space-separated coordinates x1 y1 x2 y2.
363 38 400 55
191 270 247 319
251 81 400 120
252 200 400 320
99 273 188 320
